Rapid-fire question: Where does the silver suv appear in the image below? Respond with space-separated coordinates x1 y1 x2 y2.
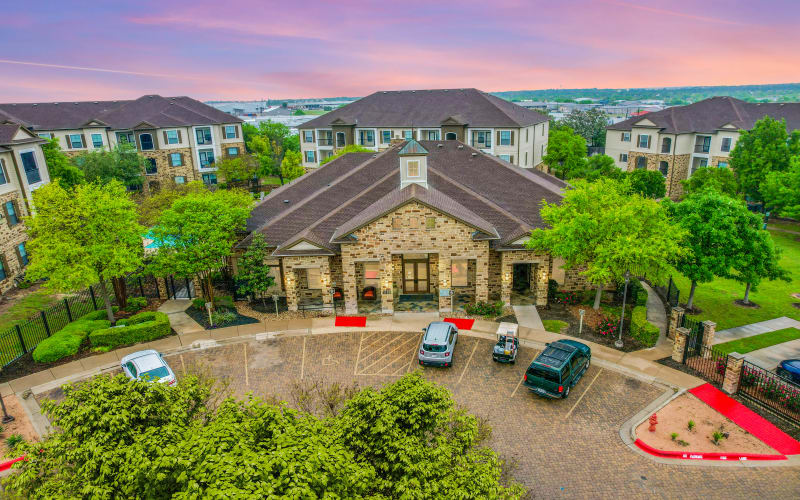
418 321 458 367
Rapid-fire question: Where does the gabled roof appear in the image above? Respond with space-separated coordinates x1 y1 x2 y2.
398 139 428 155
0 123 46 147
0 95 241 131
300 88 548 129
608 96 800 134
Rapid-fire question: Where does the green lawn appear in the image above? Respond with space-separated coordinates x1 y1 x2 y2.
767 220 800 233
672 229 800 331
262 176 283 186
715 327 800 355
0 289 59 331
542 319 568 333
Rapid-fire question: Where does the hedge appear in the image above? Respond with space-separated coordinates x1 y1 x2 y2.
31 308 117 363
89 311 171 349
630 305 660 347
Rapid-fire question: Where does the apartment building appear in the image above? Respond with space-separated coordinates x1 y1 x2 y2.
0 95 244 189
606 96 800 198
0 124 49 292
298 89 549 169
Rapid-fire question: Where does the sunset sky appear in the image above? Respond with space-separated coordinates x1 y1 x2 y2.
1 0 798 101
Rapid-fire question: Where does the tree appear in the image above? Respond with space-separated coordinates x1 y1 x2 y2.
25 182 144 323
41 137 84 189
730 216 790 305
280 150 305 181
760 155 800 219
237 233 275 309
543 126 587 179
135 180 208 227
215 154 259 184
628 169 666 198
74 142 146 188
665 190 760 310
680 166 738 198
243 121 298 185
527 178 685 309
283 133 300 153
582 154 625 182
148 189 252 304
558 108 609 146
320 145 372 166
729 116 800 201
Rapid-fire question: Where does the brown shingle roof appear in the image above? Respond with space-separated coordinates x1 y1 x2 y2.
300 88 548 129
0 124 45 147
607 96 800 134
0 95 241 131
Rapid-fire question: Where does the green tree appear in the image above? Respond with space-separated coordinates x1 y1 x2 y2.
135 180 207 227
760 155 800 219
25 182 144 323
236 233 275 309
41 137 84 189
558 108 609 146
730 216 790 305
280 150 305 181
320 145 372 166
74 142 146 188
628 169 666 198
243 121 298 185
543 126 587 179
283 133 300 153
729 116 800 201
292 109 306 115
527 178 685 309
148 189 252 304
681 166 738 198
582 154 624 182
215 154 259 183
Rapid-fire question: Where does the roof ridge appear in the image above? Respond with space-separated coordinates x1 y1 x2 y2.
476 90 522 126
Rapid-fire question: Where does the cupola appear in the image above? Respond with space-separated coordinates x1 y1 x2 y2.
398 139 428 189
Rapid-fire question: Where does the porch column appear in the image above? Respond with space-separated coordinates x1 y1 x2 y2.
380 255 394 314
342 254 358 315
500 253 512 306
320 258 333 310
475 247 489 303
534 261 549 306
285 268 298 312
438 255 452 313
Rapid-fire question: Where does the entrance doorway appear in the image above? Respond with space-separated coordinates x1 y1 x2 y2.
512 263 531 293
402 255 429 293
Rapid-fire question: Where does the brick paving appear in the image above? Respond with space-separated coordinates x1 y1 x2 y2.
157 332 797 497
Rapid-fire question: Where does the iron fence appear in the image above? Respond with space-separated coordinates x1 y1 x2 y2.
683 343 728 388
739 361 800 424
665 277 680 308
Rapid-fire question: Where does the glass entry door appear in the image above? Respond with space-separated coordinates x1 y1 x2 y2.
403 259 429 293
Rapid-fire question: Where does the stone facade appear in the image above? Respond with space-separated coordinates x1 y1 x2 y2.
671 327 689 363
722 353 745 394
497 250 550 306
281 255 332 312
140 147 198 191
0 191 30 293
626 152 690 200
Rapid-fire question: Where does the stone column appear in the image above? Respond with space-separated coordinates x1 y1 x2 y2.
380 255 394 314
534 261 549 306
342 254 358 315
320 259 333 312
475 249 489 303
722 352 745 395
500 253 512 306
157 277 168 299
671 327 689 363
438 255 452 313
668 307 684 340
284 268 298 312
701 320 717 348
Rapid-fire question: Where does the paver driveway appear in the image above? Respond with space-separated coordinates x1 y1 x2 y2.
171 331 800 499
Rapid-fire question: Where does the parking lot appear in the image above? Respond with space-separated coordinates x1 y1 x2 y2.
170 330 800 498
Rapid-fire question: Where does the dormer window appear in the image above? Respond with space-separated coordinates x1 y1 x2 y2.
407 160 420 177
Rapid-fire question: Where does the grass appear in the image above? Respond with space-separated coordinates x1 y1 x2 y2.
261 176 283 186
0 289 59 331
542 319 568 333
767 219 800 233
672 229 800 331
715 327 800 355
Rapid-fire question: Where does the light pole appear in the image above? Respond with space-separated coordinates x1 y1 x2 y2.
615 271 631 349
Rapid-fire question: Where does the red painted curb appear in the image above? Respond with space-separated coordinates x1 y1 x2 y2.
0 456 26 471
444 318 475 330
634 439 786 461
334 316 367 327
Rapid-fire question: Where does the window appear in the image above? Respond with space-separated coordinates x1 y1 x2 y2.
5 201 18 226
364 262 379 286
227 147 239 156
199 149 215 167
498 154 511 162
196 127 212 145
473 130 491 147
165 130 180 144
659 161 669 177
37 133 53 139
635 156 647 169
224 125 237 139
619 153 628 162
403 130 413 140
0 159 7 185
145 158 158 175
17 243 28 266
306 268 322 289
621 132 631 142
690 157 708 176
445 132 457 140
721 137 732 152
202 173 217 185
20 151 41 184
425 130 440 141
499 131 512 145
174 176 186 184
140 133 154 150
408 217 419 229
0 256 6 281
336 132 346 147
381 130 391 144
359 130 374 146
303 130 314 143
305 150 316 163
407 160 420 177
661 137 671 153
451 260 468 287
91 133 103 148
694 136 711 153
69 134 84 148
117 131 135 145
426 217 436 230
718 161 729 168
637 134 650 148
170 153 182 167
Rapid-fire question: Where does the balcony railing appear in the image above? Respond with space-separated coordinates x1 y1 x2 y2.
318 138 333 146
694 144 710 153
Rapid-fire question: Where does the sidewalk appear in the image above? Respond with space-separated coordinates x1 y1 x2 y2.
713 317 800 345
512 305 544 330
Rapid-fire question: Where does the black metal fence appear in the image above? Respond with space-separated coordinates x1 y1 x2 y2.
665 277 680 308
739 361 800 423
683 342 728 388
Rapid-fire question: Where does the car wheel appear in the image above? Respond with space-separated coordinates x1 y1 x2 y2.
563 385 570 398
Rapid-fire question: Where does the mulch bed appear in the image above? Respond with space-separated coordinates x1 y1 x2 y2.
185 304 260 329
734 300 760 309
539 304 646 352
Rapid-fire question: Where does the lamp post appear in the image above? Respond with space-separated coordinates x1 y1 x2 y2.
615 271 631 349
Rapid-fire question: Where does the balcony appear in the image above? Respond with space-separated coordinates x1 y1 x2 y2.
318 137 333 146
694 136 711 153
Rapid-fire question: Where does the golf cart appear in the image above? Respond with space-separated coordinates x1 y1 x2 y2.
492 322 519 364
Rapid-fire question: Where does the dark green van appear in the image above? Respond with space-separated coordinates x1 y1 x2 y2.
523 340 591 399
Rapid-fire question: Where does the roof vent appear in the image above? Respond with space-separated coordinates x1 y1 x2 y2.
32 103 37 107
74 102 79 105
457 145 464 149
372 154 377 158
471 152 477 157
437 143 443 147
411 90 416 93
283 199 289 204
53 103 59 105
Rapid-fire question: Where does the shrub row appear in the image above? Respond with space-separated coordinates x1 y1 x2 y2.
464 300 504 318
629 305 660 347
32 308 117 363
89 311 171 350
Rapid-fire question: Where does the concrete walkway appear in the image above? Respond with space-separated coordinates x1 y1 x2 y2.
158 299 204 335
713 317 800 345
640 281 668 347
743 337 800 371
512 304 544 330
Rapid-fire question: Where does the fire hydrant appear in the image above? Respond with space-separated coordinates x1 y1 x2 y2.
648 413 658 432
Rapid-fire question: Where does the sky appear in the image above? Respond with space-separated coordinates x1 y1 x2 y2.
1 0 799 101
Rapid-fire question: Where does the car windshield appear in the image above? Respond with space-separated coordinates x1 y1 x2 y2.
423 343 447 352
141 366 170 380
526 366 560 383
134 354 168 379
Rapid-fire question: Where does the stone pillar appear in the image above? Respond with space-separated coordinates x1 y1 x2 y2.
475 249 489 303
438 255 452 313
668 307 684 340
342 254 358 315
380 255 394 314
320 259 333 311
722 352 745 395
701 320 716 348
193 276 204 299
671 327 689 363
500 253 512 306
285 269 298 312
534 262 549 307
157 277 168 299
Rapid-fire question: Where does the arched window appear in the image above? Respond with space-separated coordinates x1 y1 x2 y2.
445 132 457 140
659 161 669 177
661 137 672 153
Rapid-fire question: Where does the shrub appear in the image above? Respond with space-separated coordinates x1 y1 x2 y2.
192 298 206 310
6 434 24 450
32 316 112 363
552 290 580 306
89 311 171 349
547 279 559 301
214 295 234 309
211 309 237 326
670 432 678 441
124 296 147 313
629 306 659 347
597 317 617 336
688 420 696 431
615 279 644 306
464 301 504 318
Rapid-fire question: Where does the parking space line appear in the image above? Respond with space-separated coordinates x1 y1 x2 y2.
243 343 249 387
300 335 307 380
456 340 479 385
353 332 365 375
564 368 603 419
391 360 411 376
376 336 419 375
358 335 419 375
360 331 393 353
407 334 421 373
358 333 408 365
510 351 539 398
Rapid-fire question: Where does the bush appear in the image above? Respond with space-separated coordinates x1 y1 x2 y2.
552 290 580 306
32 314 112 363
124 296 147 313
192 298 207 310
213 295 234 309
547 279 559 301
464 301 504 318
89 311 171 349
6 434 24 450
211 309 237 326
597 317 617 336
629 306 660 347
